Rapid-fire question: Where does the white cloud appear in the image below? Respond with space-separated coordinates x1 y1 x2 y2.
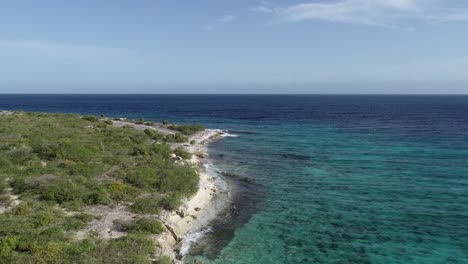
251 5 274 14
204 14 237 31
427 9 468 22
253 0 468 27
0 39 134 59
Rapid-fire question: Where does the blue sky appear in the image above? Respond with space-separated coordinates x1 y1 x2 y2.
1 0 468 93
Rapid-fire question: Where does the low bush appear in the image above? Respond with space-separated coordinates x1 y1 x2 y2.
7 147 34 164
128 217 165 234
11 235 157 264
148 144 171 159
107 181 140 202
164 133 188 143
0 194 11 206
129 193 185 213
158 165 198 195
13 175 109 209
63 213 94 230
32 140 60 160
144 129 164 141
11 202 32 215
88 234 155 264
130 195 161 214
82 116 99 122
174 147 192 160
156 255 172 264
168 124 204 135
125 167 160 189
159 193 183 211
0 236 19 259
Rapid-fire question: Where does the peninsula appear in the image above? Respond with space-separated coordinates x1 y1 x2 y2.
0 111 225 263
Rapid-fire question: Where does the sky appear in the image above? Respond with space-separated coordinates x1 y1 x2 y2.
1 0 468 94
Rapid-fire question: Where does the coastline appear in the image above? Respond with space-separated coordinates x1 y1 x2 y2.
0 112 232 263
156 129 231 262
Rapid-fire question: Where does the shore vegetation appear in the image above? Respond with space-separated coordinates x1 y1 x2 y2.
0 112 201 263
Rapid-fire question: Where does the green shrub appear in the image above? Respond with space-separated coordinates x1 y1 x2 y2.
64 213 94 230
125 167 159 189
131 145 149 156
148 144 171 159
136 118 145 124
144 129 164 141
97 122 108 129
32 141 60 160
159 193 183 211
130 195 161 214
82 116 99 122
7 147 33 163
107 181 140 202
33 210 62 227
56 140 97 162
128 217 164 234
174 147 192 160
37 179 83 204
29 242 67 263
0 194 11 206
0 236 19 259
190 140 196 145
168 124 204 135
156 255 172 264
11 202 32 215
68 162 105 177
84 186 110 205
104 119 113 125
91 234 155 264
162 120 170 125
164 133 188 143
10 178 28 193
14 176 108 208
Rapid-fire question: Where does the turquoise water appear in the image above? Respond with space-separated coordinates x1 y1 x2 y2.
1 95 467 263
192 125 468 263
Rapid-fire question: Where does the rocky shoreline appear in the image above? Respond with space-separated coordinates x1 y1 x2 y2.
156 129 231 262
111 119 230 262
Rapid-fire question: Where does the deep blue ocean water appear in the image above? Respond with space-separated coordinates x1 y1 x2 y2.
1 95 468 263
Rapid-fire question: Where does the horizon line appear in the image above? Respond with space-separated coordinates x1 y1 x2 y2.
1 93 468 96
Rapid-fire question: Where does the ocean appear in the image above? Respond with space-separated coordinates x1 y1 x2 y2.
1 94 467 263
